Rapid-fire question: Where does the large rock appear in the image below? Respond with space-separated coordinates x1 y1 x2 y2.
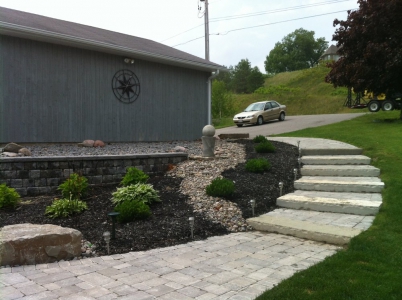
0 224 82 266
3 142 23 153
18 148 32 156
94 140 105 147
77 139 95 147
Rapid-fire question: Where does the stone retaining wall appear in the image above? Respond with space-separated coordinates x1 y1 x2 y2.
0 153 188 196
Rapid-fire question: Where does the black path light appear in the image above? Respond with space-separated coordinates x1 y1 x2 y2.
108 212 120 240
294 168 298 181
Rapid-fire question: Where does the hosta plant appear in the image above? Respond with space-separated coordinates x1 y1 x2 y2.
45 196 88 218
112 183 160 206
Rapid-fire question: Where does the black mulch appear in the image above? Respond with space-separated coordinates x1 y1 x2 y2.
0 140 298 256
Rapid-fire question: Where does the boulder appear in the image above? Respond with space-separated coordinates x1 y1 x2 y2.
93 140 105 147
2 152 19 157
0 224 82 266
173 146 187 152
3 142 23 153
18 148 32 156
78 140 95 147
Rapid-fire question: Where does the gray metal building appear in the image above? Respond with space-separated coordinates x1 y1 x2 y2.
0 7 225 143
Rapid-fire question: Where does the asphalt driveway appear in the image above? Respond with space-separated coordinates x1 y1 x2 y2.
216 113 366 138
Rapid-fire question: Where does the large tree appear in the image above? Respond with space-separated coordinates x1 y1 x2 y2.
232 59 264 94
265 28 328 74
325 0 402 99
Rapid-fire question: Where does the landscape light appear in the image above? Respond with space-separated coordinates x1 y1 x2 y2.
108 212 120 240
250 199 255 217
103 231 111 255
189 217 194 239
279 182 284 196
294 168 298 181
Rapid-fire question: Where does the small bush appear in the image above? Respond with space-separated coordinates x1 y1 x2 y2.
206 178 235 198
114 200 151 223
45 197 88 218
112 183 160 205
121 167 149 186
245 158 271 173
0 184 20 209
253 135 267 143
58 173 88 200
255 141 276 153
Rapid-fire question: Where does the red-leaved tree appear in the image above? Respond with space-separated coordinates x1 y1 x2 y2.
326 0 402 114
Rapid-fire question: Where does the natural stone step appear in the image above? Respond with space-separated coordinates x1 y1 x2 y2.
301 155 371 165
294 176 384 193
248 209 374 245
301 165 380 177
277 191 382 215
301 148 363 156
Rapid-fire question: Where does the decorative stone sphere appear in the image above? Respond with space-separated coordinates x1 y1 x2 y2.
202 125 215 137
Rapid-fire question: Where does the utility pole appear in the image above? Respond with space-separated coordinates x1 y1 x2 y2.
200 0 210 60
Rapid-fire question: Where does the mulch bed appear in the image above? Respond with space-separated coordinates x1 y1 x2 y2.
0 140 298 256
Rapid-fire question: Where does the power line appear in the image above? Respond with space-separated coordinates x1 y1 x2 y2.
171 9 356 48
161 0 352 42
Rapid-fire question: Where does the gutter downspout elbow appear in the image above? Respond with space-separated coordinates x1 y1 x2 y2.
207 70 220 125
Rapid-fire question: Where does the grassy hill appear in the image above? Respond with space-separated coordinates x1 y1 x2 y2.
214 64 360 128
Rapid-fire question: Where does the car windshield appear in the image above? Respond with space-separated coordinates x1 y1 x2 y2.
244 103 265 112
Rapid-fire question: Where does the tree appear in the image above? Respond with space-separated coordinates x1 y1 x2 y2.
264 28 328 74
325 1 402 99
231 59 264 94
211 81 233 119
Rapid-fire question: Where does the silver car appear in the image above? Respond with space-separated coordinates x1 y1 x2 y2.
233 101 286 127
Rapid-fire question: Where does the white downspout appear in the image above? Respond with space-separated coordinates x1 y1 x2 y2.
207 70 220 125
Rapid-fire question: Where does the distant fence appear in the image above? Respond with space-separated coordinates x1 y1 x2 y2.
0 153 188 196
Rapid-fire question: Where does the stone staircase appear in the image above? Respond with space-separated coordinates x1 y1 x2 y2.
248 143 383 245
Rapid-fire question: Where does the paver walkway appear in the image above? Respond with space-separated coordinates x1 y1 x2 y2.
0 232 339 300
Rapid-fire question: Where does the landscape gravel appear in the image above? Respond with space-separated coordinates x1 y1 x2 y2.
16 141 206 157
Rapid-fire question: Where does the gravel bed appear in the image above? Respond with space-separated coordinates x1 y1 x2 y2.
13 141 205 157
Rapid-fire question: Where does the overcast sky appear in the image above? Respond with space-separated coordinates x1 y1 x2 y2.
0 0 357 73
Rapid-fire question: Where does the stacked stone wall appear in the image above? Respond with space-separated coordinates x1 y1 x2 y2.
0 154 187 196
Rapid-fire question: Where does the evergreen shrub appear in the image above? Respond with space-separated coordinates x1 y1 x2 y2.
206 178 235 198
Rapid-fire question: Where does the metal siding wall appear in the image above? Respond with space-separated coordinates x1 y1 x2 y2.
0 36 209 143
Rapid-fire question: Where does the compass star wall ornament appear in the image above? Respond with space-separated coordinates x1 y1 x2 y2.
112 69 141 103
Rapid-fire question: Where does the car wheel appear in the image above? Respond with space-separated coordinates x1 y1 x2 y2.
382 100 394 111
368 100 381 112
236 124 243 127
279 112 285 121
257 116 263 125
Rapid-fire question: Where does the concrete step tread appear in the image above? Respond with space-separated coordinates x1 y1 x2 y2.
302 165 379 170
292 190 383 202
248 213 365 245
277 193 382 215
296 176 383 183
301 155 371 165
301 165 380 177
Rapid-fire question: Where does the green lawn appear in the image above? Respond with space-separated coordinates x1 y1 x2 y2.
255 111 402 300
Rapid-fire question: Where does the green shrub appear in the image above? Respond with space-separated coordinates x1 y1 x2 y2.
253 135 267 143
121 167 149 186
0 184 20 209
112 183 160 205
58 173 88 200
206 178 235 198
245 158 271 173
45 197 88 218
255 141 276 153
114 200 151 223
